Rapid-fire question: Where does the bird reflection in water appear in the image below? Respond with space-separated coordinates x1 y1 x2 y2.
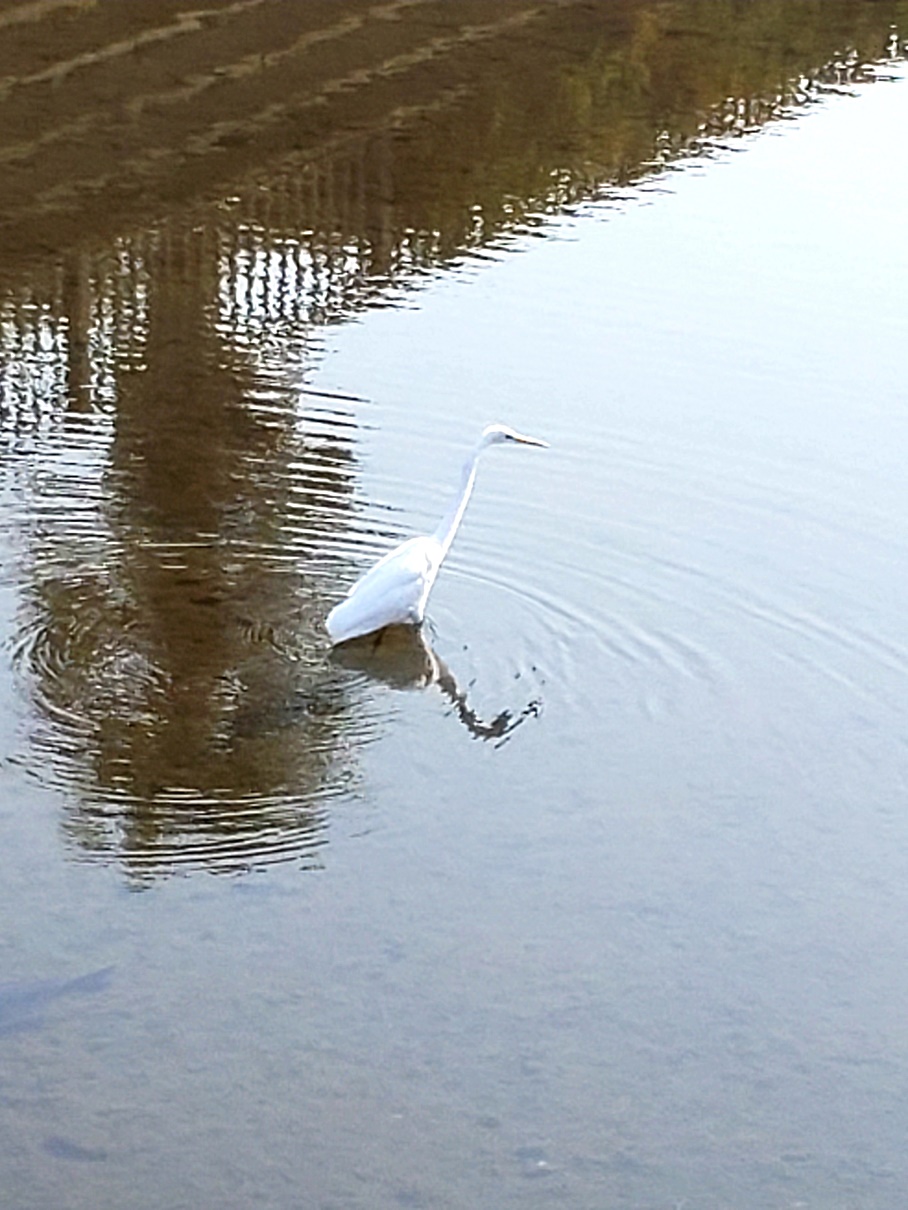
330 624 541 745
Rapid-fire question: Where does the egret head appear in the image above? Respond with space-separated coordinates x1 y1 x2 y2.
479 423 549 450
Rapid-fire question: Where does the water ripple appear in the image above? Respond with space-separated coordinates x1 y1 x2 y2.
410 423 908 732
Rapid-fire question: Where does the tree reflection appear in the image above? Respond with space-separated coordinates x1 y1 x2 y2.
6 239 368 882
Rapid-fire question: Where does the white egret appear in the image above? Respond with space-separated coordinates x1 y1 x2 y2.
326 423 548 645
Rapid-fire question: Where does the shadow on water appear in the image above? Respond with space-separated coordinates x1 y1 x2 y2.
0 0 905 880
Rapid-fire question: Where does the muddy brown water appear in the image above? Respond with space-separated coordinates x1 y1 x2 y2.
1 2 908 1207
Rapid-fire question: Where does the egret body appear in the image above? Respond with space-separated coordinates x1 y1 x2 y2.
325 423 548 645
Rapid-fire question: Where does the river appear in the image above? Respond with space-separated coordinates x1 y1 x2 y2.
1 3 907 1207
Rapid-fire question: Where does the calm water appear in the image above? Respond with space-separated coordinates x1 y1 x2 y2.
1 2 908 1207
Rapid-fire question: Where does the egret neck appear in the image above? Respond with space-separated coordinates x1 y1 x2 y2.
432 442 483 560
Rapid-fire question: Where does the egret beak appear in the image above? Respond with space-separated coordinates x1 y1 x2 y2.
513 431 549 448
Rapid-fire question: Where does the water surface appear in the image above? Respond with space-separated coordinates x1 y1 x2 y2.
1 3 907 1207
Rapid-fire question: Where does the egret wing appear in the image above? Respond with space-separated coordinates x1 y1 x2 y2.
326 537 440 643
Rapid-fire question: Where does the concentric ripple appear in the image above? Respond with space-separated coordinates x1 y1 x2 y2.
1 388 398 880
7 317 908 880
6 538 389 879
412 423 908 736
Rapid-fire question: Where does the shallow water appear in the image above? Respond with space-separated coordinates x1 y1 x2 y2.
1 2 908 1207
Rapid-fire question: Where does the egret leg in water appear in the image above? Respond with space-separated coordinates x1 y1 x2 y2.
325 424 548 645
